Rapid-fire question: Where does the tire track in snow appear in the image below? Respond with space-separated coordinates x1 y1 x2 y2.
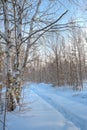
31 87 87 130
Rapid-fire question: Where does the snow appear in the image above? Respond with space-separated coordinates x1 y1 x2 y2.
30 83 87 130
0 82 87 130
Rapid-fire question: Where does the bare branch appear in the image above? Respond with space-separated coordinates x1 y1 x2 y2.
22 10 68 43
0 31 6 41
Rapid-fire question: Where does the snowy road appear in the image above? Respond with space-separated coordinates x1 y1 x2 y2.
2 82 87 130
6 85 79 130
30 84 87 130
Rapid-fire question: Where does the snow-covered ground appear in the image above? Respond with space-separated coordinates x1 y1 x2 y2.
0 82 87 130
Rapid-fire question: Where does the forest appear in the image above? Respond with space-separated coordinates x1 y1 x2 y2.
0 0 87 130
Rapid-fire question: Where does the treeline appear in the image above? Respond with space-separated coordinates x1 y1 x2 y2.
26 27 87 89
0 25 87 90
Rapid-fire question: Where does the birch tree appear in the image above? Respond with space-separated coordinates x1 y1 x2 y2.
0 0 69 111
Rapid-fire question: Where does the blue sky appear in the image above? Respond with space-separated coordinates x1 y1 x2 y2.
0 0 87 32
36 0 87 32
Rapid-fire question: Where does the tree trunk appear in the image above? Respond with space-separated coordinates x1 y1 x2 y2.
3 0 16 111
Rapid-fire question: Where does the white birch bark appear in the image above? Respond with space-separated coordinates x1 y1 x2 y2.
2 0 16 112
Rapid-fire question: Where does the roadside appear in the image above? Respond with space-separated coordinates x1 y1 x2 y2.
6 84 79 130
